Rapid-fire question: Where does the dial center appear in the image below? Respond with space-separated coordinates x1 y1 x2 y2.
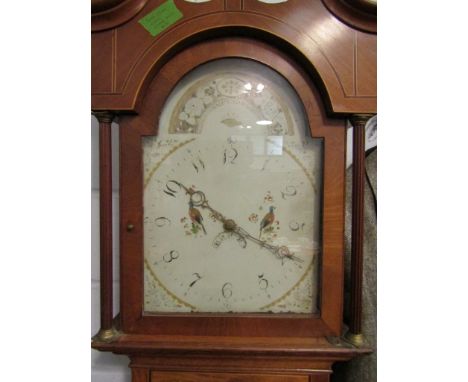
223 219 237 232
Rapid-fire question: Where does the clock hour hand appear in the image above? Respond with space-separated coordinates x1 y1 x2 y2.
169 180 228 224
171 181 302 263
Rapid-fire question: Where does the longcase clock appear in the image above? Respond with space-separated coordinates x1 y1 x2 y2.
91 0 376 381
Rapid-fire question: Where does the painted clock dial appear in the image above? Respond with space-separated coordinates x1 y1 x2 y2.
143 59 323 314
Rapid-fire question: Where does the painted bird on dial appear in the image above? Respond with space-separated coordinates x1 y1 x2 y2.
189 201 207 234
259 206 276 238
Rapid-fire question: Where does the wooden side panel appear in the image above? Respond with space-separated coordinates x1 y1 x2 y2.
114 0 224 93
91 0 376 113
225 0 243 11
151 371 308 382
356 32 377 96
92 31 114 94
244 0 356 97
92 333 368 382
310 375 330 382
114 20 152 94
133 367 150 382
125 353 338 381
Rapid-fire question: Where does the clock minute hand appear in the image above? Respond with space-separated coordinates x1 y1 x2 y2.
172 181 302 263
233 226 303 263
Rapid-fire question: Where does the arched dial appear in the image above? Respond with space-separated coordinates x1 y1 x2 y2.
142 59 323 314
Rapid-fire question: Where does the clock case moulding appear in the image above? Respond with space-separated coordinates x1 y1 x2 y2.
119 38 347 337
91 0 376 380
94 37 371 373
91 0 376 114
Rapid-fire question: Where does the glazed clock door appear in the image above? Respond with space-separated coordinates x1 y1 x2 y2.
142 58 322 315
120 38 346 338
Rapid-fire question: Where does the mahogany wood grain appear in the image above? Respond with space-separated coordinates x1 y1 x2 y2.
225 0 243 11
310 377 331 382
95 111 116 331
91 0 376 114
91 0 127 14
94 333 371 358
125 349 366 381
356 33 377 96
321 0 377 34
92 0 149 32
151 371 308 382
119 37 346 338
345 0 377 15
93 333 371 380
92 31 114 94
244 0 356 97
92 0 127 13
132 367 150 382
91 2 376 378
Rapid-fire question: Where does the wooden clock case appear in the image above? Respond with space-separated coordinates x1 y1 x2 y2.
91 1 376 381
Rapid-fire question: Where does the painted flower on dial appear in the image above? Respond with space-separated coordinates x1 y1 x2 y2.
184 97 204 117
252 88 272 106
271 111 288 135
261 98 280 120
196 85 216 105
217 78 245 97
178 111 196 126
248 213 259 223
264 191 274 203
178 97 205 128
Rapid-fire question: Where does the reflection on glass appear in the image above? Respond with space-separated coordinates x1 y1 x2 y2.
142 59 322 314
257 0 288 3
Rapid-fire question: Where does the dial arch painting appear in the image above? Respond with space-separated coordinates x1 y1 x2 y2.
142 58 323 314
183 0 288 3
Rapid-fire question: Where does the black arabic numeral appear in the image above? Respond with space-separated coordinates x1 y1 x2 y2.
163 250 180 263
189 273 202 288
222 282 233 298
164 180 182 197
258 274 269 291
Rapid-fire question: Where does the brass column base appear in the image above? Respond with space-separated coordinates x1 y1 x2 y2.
93 327 120 343
344 332 365 347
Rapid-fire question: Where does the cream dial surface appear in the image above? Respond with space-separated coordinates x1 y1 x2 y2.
143 59 323 314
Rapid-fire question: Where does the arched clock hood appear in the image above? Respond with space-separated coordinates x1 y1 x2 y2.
92 0 376 115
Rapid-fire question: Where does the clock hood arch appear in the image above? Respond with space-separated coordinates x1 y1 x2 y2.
129 37 333 138
118 37 347 337
118 24 338 114
92 7 376 114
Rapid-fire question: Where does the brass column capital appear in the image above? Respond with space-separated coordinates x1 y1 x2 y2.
350 114 375 129
93 111 115 124
92 327 121 343
344 332 366 347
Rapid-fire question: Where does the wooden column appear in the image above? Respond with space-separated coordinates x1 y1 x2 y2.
131 367 150 382
93 111 117 342
345 114 373 346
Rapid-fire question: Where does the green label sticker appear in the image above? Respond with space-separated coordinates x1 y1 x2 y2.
138 0 183 37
